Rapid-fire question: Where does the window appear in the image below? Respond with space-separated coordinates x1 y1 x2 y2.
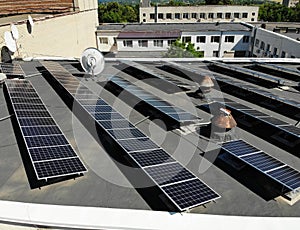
175 13 180 19
154 40 163 47
260 41 265 50
251 18 254 21
150 14 155 19
208 13 214 19
197 36 206 43
225 36 234 43
252 12 255 16
242 36 249 43
143 19 146 22
138 40 148 47
273 47 278 56
143 13 146 17
234 13 240 18
183 13 189 19
266 44 270 51
211 36 220 43
168 40 176 46
217 13 223 18
166 13 172 19
281 51 286 58
225 13 231 19
191 13 197 19
213 51 219 57
123 40 133 47
158 13 163 19
182 36 191 43
255 39 260 47
199 13 205 19
242 13 248 18
99 37 108 44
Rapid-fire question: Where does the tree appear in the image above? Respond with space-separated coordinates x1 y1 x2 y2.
205 0 233 5
164 39 204 58
98 2 138 23
258 3 294 22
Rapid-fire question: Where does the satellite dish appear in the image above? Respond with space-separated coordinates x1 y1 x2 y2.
10 24 19 40
80 48 105 78
4 31 17 53
1 46 12 63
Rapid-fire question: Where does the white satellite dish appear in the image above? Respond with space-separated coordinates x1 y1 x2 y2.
4 31 17 53
28 15 34 27
10 24 19 40
80 48 105 78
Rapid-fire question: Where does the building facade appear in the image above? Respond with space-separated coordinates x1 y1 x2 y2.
0 0 98 58
283 0 299 7
139 5 259 23
97 23 253 58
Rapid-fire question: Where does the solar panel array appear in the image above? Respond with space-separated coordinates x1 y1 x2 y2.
107 76 199 123
217 99 300 138
119 60 193 91
5 79 87 180
211 62 298 87
41 61 220 211
0 63 24 76
222 140 300 191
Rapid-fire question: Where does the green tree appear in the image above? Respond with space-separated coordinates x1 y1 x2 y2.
258 3 294 22
205 0 233 5
164 39 204 58
98 2 138 23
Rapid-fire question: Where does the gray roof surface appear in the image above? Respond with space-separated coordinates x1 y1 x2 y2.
97 22 253 33
0 59 300 216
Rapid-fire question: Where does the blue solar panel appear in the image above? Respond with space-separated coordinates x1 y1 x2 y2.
222 140 300 191
5 79 87 180
42 61 220 211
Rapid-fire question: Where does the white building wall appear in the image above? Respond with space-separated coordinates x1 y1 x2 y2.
97 32 119 52
140 5 259 23
0 1 98 58
117 39 170 52
181 31 251 57
253 28 300 58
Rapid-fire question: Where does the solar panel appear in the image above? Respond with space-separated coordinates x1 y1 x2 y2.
105 76 199 123
0 63 24 76
107 128 146 140
5 79 87 180
161 179 221 211
144 162 195 186
279 125 300 137
239 109 269 118
41 61 220 211
129 149 175 167
222 140 300 191
259 117 289 126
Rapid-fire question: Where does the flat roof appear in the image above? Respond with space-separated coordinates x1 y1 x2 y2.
97 22 253 33
0 58 300 217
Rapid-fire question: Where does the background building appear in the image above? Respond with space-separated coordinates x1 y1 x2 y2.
97 23 253 58
139 3 259 23
283 0 299 7
0 0 98 58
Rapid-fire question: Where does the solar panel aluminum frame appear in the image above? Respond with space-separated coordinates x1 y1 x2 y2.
5 79 88 180
42 61 221 212
222 140 300 191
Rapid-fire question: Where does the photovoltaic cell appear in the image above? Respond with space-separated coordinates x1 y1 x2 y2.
118 137 159 152
259 117 289 126
21 126 62 136
129 149 175 167
222 140 300 191
162 179 221 211
19 118 56 127
0 63 24 76
279 125 300 137
107 128 146 140
29 145 77 161
34 158 87 179
5 79 87 180
41 61 220 211
144 162 195 185
240 109 269 118
222 140 261 156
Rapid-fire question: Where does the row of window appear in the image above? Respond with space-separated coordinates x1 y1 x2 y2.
182 35 250 44
255 38 287 57
147 12 255 20
123 39 176 48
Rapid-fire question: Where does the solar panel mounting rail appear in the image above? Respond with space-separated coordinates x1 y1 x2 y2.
4 79 87 181
41 61 221 212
